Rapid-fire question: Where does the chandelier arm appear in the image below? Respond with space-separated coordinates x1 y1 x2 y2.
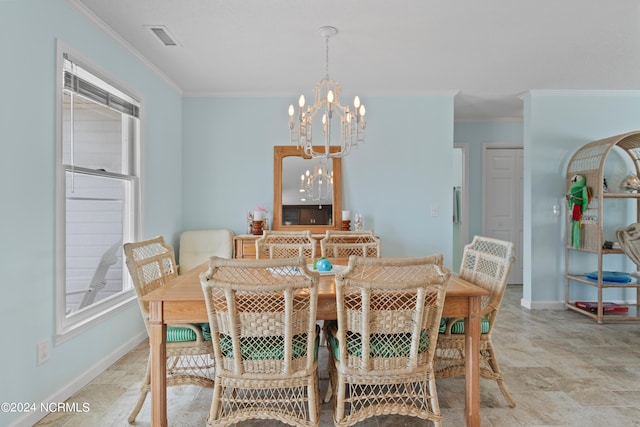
306 101 324 117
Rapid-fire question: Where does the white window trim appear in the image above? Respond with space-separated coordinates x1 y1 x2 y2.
55 40 143 344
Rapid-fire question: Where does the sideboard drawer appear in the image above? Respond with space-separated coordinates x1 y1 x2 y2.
234 235 258 259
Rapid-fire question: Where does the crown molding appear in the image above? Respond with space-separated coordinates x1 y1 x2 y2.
183 89 461 98
454 117 523 123
66 0 182 95
520 89 640 100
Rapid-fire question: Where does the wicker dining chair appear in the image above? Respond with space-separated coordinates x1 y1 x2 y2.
123 236 214 423
319 230 381 258
325 255 450 427
255 230 316 260
435 235 516 407
200 256 321 427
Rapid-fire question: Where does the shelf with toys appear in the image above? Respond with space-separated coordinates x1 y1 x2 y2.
565 131 640 323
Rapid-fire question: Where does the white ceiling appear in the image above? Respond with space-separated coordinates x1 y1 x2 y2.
73 0 640 121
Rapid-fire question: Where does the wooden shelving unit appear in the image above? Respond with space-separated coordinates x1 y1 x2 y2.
565 131 640 323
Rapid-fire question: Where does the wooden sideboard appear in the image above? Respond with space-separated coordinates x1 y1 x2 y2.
233 233 380 259
234 234 324 259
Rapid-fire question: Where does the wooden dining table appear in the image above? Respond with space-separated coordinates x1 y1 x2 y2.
141 260 489 427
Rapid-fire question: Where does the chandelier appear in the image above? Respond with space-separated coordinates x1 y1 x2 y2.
299 160 333 203
288 26 366 159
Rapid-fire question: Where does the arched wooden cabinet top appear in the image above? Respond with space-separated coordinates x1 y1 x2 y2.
566 130 640 252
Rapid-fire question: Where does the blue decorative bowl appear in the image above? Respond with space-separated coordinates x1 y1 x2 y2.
316 258 332 272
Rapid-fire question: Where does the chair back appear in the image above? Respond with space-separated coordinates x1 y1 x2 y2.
179 229 235 272
459 236 515 326
123 236 177 330
320 230 381 258
124 237 216 423
255 230 316 260
200 257 319 377
333 255 449 373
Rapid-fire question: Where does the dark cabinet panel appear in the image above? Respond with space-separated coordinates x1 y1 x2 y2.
282 205 332 225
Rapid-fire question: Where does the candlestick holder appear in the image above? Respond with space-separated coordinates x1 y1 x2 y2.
252 220 264 235
247 211 254 234
341 220 351 231
354 213 363 231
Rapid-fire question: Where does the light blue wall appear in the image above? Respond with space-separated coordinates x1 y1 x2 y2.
524 92 640 306
0 1 183 425
182 96 456 263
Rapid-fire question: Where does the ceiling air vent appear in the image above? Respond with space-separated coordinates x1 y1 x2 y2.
147 25 179 47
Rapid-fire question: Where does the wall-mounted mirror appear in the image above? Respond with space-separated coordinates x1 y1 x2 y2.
273 146 342 233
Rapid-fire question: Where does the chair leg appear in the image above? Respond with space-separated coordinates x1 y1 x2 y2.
427 376 443 427
323 350 334 403
333 376 346 425
128 355 151 423
309 374 320 425
209 378 223 424
128 391 148 423
496 378 516 408
485 341 516 408
323 382 333 403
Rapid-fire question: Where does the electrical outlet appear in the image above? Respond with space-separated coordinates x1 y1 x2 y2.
37 340 50 365
430 205 439 217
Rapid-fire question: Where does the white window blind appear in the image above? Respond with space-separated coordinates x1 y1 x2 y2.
63 55 140 118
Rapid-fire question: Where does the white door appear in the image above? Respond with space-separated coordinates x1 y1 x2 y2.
482 147 523 284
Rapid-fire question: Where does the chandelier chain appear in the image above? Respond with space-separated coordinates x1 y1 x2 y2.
324 35 330 79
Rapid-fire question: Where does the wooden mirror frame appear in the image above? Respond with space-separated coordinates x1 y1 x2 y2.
273 146 342 233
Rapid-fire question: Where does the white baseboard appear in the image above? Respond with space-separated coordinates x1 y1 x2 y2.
520 298 565 310
10 331 147 427
520 299 636 310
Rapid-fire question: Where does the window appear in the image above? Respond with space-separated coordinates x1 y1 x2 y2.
56 48 141 340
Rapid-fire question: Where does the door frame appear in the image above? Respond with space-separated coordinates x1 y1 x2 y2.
454 143 469 251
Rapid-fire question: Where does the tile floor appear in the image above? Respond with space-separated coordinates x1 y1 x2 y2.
35 285 640 426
